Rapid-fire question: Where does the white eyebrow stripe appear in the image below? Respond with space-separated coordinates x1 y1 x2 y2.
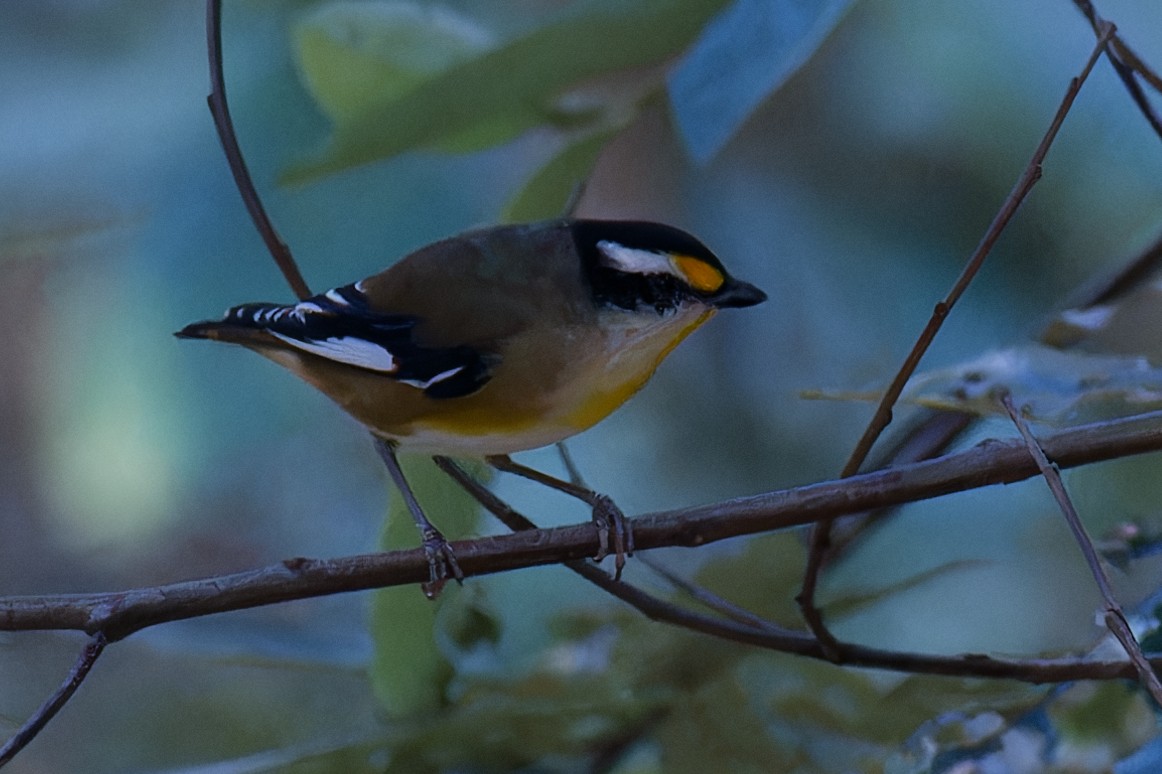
596 240 682 278
269 332 399 373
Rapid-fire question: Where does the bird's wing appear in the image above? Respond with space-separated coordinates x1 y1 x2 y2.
188 283 496 399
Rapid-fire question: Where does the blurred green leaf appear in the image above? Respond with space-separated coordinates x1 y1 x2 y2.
295 2 495 125
378 646 668 771
501 128 620 222
1052 682 1154 747
285 0 730 183
369 455 485 716
694 532 806 624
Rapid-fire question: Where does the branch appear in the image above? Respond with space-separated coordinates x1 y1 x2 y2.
1071 0 1162 140
0 634 106 767
5 411 1162 765
2 410 1162 640
1000 393 1162 705
797 19 1118 647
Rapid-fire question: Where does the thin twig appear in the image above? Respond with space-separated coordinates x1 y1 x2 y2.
1071 0 1162 140
823 409 975 562
1 415 1162 762
998 392 1162 706
435 458 790 635
554 444 781 629
488 454 633 577
555 442 586 487
634 555 786 631
797 23 1118 647
0 633 107 768
1056 229 1162 312
206 0 312 300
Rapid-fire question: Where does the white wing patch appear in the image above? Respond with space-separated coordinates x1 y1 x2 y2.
596 240 681 279
269 331 399 374
399 366 466 390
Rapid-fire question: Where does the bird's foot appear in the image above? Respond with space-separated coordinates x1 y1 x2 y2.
419 527 463 599
591 494 634 581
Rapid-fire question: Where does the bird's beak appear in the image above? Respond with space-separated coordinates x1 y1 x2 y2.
709 278 767 309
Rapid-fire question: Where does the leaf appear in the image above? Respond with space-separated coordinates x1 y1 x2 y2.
808 345 1162 425
368 455 485 716
501 128 620 223
907 346 1162 423
668 0 854 163
295 2 495 126
1043 285 1162 364
285 0 731 184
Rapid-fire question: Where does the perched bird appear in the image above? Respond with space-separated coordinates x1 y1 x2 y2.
178 218 765 588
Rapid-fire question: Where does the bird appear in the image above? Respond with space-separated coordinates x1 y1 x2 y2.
177 218 766 591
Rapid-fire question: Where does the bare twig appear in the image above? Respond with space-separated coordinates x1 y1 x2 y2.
555 442 586 487
0 633 107 767
471 455 790 632
823 409 975 561
488 454 633 577
206 0 312 300
797 23 1118 647
1071 0 1162 140
1055 229 1162 313
632 555 784 631
999 392 1162 705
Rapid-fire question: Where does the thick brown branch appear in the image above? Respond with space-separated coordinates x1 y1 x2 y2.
1 410 1162 642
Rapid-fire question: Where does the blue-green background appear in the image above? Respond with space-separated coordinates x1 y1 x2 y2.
3 0 1162 770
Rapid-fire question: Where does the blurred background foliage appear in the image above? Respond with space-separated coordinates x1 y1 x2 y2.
3 0 1162 771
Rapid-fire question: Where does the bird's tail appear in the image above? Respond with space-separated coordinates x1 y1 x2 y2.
174 303 289 343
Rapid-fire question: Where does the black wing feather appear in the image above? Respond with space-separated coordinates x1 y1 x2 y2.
224 283 495 400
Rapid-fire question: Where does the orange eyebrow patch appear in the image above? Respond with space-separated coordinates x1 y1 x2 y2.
673 254 724 293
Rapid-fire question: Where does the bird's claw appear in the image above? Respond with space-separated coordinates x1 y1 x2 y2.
591 494 634 580
420 527 463 599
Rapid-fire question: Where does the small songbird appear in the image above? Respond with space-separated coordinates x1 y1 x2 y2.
178 218 765 588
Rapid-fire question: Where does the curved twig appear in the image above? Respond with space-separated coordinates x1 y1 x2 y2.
206 0 312 300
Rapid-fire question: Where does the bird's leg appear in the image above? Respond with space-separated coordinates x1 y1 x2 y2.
486 453 633 579
555 441 586 487
373 438 463 597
